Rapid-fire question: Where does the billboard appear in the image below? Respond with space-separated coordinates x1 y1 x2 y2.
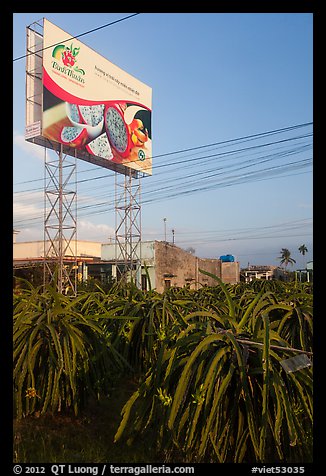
26 19 152 175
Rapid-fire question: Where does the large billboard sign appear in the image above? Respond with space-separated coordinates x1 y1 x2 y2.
25 19 152 175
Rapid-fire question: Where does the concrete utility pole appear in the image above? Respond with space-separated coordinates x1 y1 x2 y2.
163 217 167 242
13 230 20 243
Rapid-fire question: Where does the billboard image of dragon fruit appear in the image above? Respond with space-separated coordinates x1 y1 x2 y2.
39 19 152 175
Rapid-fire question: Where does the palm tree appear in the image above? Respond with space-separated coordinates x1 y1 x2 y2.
298 244 308 269
278 248 296 272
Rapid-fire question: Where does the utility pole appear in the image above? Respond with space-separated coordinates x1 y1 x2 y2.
172 228 175 245
163 217 167 243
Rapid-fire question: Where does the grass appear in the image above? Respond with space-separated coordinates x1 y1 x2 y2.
13 376 162 463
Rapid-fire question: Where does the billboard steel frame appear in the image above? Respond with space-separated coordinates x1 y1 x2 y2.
24 18 149 292
43 145 78 294
115 170 142 288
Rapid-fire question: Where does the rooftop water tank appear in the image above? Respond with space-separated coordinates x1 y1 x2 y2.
220 254 235 262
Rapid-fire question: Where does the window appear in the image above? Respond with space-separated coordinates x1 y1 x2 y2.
164 279 171 289
141 274 147 291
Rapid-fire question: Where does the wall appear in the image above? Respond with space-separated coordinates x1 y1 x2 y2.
154 241 198 292
14 240 102 259
153 241 238 293
141 241 156 289
14 241 45 259
221 261 240 284
101 240 241 289
197 258 222 286
101 241 155 260
101 241 156 289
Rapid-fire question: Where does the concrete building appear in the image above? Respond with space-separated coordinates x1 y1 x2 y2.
241 265 278 283
295 260 313 282
241 263 314 283
101 241 240 292
13 239 240 292
13 239 103 284
14 239 102 261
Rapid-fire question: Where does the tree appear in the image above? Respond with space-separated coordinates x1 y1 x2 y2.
278 248 296 271
185 247 196 255
298 244 308 269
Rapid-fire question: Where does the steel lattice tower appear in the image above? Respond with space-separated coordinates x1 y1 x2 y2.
26 20 78 294
43 145 78 294
115 169 142 288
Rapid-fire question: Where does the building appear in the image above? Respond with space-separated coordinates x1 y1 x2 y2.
241 263 314 283
13 239 240 292
241 265 278 283
13 239 102 262
295 260 313 282
13 239 103 285
101 241 240 292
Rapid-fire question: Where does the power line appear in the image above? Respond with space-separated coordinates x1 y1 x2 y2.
141 160 312 205
175 233 313 246
151 123 312 161
13 121 312 187
13 122 312 193
13 122 313 229
13 13 141 62
13 166 312 228
13 150 312 212
181 219 311 234
13 154 312 216
72 141 311 204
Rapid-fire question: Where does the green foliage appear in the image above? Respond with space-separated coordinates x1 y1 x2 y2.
13 276 313 464
114 276 313 463
13 282 128 419
278 248 296 269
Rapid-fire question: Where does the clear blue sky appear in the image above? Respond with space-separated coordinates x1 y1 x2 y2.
13 12 313 269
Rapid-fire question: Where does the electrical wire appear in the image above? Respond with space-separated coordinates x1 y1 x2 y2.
13 150 312 211
13 13 141 62
13 122 313 230
13 164 312 227
13 142 312 217
14 123 312 207
13 121 312 188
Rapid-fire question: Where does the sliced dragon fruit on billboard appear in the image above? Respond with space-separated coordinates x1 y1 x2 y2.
66 102 82 124
104 105 132 158
85 132 113 160
78 104 105 127
60 126 88 148
66 103 105 140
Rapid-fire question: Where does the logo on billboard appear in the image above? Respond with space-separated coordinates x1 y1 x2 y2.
51 43 85 83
